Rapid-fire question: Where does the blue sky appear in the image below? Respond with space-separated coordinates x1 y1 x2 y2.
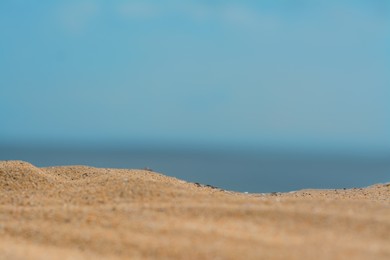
1 0 389 151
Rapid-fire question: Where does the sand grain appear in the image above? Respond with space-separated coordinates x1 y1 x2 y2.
1 161 389 259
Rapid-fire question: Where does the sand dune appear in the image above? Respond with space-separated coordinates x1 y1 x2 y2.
0 160 389 259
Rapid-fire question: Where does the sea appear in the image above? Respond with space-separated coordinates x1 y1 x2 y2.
1 144 389 193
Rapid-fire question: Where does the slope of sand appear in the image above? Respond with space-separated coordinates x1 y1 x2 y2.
0 160 389 259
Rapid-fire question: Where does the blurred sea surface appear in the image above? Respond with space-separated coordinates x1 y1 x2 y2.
1 144 389 193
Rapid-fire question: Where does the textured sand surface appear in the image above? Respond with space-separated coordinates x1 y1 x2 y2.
0 160 389 259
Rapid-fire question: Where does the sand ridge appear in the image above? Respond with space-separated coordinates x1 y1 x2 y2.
0 160 389 259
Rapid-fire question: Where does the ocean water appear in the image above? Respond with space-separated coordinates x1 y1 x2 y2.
1 145 389 193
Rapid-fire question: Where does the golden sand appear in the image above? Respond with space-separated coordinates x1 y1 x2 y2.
0 160 389 259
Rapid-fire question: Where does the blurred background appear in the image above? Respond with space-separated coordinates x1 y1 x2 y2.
1 0 389 192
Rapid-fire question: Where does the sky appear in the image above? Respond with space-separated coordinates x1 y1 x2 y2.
1 0 389 152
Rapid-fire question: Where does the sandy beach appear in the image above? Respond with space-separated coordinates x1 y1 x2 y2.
0 160 389 259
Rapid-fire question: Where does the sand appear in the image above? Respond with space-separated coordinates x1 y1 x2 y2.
0 160 389 259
